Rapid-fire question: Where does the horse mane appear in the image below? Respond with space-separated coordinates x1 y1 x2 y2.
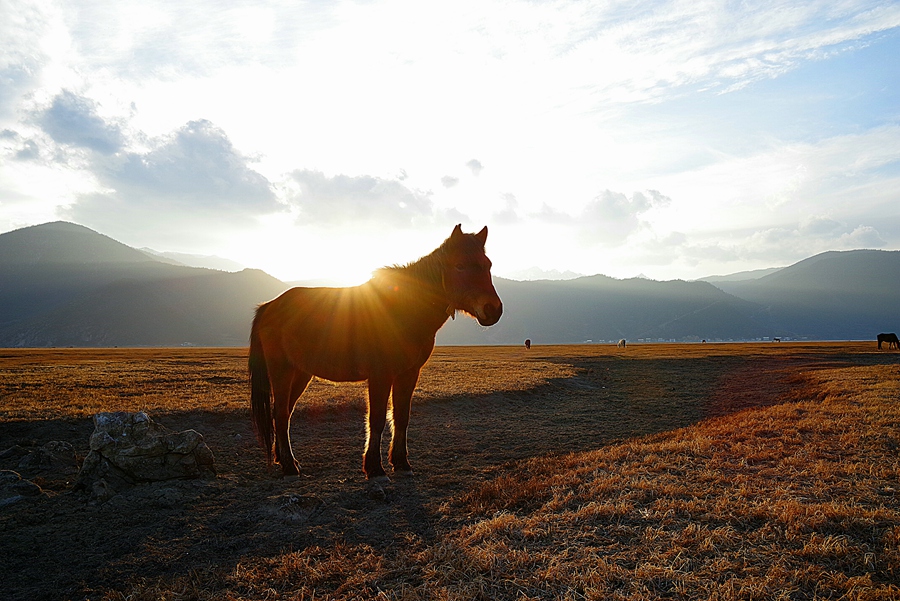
372 240 448 291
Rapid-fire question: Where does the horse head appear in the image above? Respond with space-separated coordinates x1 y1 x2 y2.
442 224 503 326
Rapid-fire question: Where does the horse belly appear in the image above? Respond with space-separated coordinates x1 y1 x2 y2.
308 356 370 383
289 329 433 383
278 330 370 382
302 338 432 382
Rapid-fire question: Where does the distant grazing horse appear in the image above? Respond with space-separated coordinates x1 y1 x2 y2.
617 339 626 348
877 333 899 350
249 225 503 485
524 339 531 350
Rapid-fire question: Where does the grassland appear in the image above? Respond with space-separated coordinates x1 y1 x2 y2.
1 342 898 600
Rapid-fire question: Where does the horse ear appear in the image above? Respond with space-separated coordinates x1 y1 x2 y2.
451 224 463 239
475 226 488 246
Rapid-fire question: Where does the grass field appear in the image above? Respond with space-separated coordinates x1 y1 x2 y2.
1 342 898 600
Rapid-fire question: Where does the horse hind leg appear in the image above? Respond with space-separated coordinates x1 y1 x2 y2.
273 369 312 477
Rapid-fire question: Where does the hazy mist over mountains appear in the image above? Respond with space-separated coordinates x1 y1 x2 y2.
138 248 248 272
500 267 586 281
1 222 897 347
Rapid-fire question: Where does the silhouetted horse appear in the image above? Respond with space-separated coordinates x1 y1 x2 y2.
524 339 531 350
617 339 626 348
249 225 503 483
877 333 899 350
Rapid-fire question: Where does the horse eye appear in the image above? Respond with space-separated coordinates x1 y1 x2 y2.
455 264 466 271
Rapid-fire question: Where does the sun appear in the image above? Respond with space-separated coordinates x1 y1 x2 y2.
228 223 429 287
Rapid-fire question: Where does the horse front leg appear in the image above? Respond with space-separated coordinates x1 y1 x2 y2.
363 375 391 483
389 367 420 475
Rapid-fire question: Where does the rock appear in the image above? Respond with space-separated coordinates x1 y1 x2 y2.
16 441 77 475
0 445 30 462
272 493 324 523
74 411 215 502
0 470 47 508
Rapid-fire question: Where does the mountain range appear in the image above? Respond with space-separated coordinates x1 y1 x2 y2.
1 221 897 347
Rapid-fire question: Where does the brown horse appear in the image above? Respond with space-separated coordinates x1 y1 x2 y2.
249 225 502 483
877 333 899 350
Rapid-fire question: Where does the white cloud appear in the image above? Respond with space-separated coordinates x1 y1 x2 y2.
799 216 845 237
0 0 54 120
493 193 521 225
534 203 575 225
642 216 889 277
85 120 274 209
580 190 653 242
284 169 461 228
520 189 672 246
839 225 885 249
466 159 484 176
53 1 313 78
36 90 126 154
56 118 280 246
1 129 41 162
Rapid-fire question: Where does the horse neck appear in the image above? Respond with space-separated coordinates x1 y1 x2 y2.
400 248 445 290
376 248 449 318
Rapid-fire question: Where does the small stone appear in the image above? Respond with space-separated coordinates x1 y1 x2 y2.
16 441 76 474
0 470 47 508
366 482 387 501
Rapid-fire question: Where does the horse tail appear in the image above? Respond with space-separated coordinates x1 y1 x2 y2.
249 304 274 470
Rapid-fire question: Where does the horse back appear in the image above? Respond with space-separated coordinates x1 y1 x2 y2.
253 284 438 381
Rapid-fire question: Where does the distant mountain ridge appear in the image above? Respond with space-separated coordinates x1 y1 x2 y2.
0 222 288 347
698 266 783 285
1 222 898 346
139 248 247 272
707 249 900 340
0 221 155 265
436 273 763 345
500 266 585 281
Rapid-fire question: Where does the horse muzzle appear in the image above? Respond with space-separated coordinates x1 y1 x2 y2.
476 299 503 326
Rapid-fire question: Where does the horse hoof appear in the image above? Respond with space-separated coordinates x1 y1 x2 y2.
280 465 301 478
393 468 414 478
369 474 391 486
366 482 387 501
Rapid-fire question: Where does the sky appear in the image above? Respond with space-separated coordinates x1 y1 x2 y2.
1 0 899 284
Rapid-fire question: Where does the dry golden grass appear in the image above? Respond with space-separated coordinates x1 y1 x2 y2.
2 342 899 600
0 346 572 420
425 362 900 600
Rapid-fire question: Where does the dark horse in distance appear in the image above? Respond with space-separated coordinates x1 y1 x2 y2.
877 333 899 350
249 225 503 484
